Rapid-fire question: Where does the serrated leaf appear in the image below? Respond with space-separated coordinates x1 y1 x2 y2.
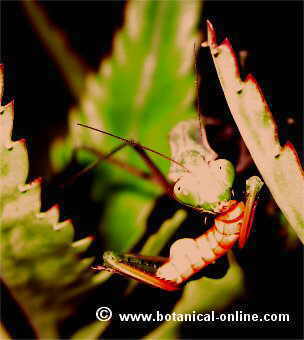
0 67 105 338
69 0 201 252
72 0 201 171
207 21 304 243
72 236 94 254
25 0 202 252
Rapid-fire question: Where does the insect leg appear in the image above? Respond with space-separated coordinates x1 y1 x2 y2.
84 143 173 195
77 123 184 196
65 142 129 186
131 145 173 197
74 144 152 181
99 251 179 291
238 176 264 248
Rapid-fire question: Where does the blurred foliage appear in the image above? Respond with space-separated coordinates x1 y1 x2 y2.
146 253 244 339
278 212 301 251
0 324 11 340
125 209 187 294
207 21 304 244
24 0 202 252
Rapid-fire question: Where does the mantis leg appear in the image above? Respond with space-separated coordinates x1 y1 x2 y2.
238 176 264 248
69 143 173 195
77 123 177 196
131 145 173 197
65 142 133 186
74 142 129 179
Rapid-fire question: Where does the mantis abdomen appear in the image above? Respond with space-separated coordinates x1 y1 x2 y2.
156 201 245 284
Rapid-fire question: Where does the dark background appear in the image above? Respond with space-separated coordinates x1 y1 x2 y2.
1 1 303 339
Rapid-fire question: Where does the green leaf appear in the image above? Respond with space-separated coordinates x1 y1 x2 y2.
101 190 156 252
125 209 187 295
0 66 102 338
207 21 304 243
66 0 202 252
140 209 187 256
71 0 201 169
24 0 203 252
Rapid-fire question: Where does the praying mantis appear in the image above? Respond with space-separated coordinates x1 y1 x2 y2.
79 120 263 291
75 23 264 292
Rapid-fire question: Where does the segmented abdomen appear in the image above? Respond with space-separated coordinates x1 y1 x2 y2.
156 201 245 284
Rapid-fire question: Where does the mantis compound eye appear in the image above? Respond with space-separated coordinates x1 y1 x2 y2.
209 159 235 187
173 177 199 207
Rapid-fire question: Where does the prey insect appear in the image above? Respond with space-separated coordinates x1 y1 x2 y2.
80 119 263 291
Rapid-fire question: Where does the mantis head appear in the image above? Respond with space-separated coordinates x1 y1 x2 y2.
173 158 235 213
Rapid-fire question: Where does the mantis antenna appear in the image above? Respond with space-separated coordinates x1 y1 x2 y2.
194 43 205 146
77 123 190 172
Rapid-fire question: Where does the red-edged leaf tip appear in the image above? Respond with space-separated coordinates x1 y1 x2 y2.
222 37 232 48
52 203 60 212
244 73 256 84
33 177 43 185
18 138 26 145
207 20 217 46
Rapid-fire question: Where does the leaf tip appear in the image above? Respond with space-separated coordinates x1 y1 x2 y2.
222 37 232 49
244 72 256 84
18 177 42 193
18 138 26 145
206 19 217 47
33 177 43 185
54 218 73 230
72 235 95 253
53 203 60 212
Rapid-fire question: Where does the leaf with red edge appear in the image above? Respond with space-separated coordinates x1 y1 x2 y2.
0 65 107 339
206 20 304 243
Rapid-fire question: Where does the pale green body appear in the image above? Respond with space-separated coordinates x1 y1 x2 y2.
168 119 235 213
